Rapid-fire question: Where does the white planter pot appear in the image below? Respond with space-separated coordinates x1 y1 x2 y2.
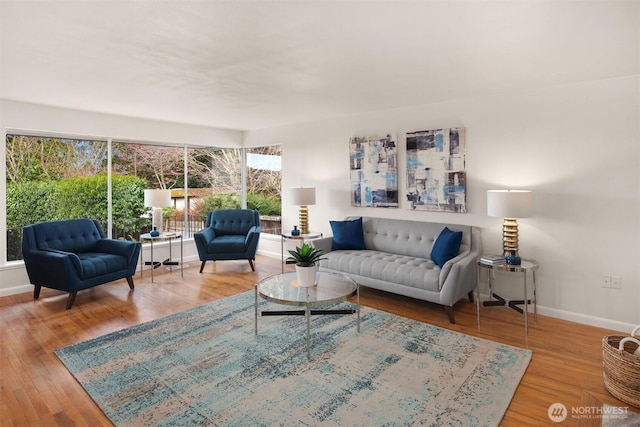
295 265 318 287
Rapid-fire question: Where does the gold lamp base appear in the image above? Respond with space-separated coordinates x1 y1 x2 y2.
299 205 309 235
502 217 519 256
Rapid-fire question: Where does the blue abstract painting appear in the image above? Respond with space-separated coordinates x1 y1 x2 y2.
406 127 466 213
350 134 398 208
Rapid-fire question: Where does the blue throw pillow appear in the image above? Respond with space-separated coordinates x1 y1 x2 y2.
330 217 366 250
430 227 462 268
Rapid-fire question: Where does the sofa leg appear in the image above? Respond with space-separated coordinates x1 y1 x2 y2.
468 291 474 303
126 276 135 289
33 285 42 300
66 292 77 310
199 261 207 273
248 259 255 271
444 306 456 324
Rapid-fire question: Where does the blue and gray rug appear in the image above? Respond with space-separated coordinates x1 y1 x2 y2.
56 291 531 426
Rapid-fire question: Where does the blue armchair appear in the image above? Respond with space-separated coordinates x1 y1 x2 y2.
194 209 261 273
21 219 141 309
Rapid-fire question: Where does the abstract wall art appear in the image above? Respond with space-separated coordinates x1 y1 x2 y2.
349 134 398 208
406 127 466 213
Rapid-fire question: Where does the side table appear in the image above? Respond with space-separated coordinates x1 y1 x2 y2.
281 231 323 272
476 257 539 335
140 232 183 282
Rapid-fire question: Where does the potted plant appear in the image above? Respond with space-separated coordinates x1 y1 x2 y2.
287 243 326 287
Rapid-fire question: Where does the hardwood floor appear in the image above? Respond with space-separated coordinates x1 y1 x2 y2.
1 255 636 426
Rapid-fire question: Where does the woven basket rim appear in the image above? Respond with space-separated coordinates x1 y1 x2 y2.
602 335 640 408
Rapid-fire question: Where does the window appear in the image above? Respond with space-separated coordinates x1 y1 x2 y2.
246 146 282 235
5 133 282 262
5 135 108 261
111 142 186 238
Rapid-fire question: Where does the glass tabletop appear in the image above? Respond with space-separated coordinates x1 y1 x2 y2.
140 232 182 241
282 231 323 239
256 271 357 307
477 258 539 272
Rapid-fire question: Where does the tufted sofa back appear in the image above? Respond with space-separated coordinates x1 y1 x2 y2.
346 216 472 259
205 209 260 236
25 218 105 254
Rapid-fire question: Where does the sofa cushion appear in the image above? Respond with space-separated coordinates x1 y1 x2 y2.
77 252 128 279
430 227 463 268
330 217 366 250
207 235 247 253
321 250 441 292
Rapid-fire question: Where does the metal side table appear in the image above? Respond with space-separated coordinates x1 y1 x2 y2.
476 258 539 335
140 232 183 282
280 231 323 272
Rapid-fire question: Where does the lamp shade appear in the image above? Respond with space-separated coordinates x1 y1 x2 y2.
487 190 533 218
291 187 316 206
144 189 172 208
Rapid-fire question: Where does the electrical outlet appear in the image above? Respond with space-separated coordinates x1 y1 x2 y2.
611 276 621 289
602 275 611 288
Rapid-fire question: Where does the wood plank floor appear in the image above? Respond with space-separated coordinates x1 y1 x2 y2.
1 255 637 426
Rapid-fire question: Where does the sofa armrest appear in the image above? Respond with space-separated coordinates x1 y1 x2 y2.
310 237 333 255
438 248 480 306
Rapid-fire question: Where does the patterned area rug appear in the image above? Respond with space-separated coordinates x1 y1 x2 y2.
56 291 531 426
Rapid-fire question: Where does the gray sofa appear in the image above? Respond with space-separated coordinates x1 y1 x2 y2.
312 216 481 323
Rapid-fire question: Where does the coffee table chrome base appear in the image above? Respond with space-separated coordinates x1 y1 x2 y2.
254 272 360 360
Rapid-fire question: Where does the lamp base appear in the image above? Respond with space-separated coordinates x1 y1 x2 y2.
502 218 519 256
299 205 309 235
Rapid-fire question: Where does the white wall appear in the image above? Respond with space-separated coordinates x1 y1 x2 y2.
245 75 640 332
0 100 242 295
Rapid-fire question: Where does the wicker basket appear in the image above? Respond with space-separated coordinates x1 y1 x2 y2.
602 325 640 408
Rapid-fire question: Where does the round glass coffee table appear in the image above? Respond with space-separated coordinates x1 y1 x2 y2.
254 271 360 360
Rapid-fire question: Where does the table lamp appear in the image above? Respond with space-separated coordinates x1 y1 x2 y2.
144 189 172 234
291 187 316 235
487 189 533 265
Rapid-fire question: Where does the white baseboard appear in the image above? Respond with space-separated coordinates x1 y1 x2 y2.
0 284 33 297
535 305 635 334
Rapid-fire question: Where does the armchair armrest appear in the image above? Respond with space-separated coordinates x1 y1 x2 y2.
96 239 139 258
22 249 83 289
96 239 141 274
244 225 262 251
193 227 216 260
244 226 261 247
195 227 216 243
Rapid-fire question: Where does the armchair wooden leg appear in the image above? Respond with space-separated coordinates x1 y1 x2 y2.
33 285 42 300
468 291 474 303
444 306 456 324
66 291 77 310
199 261 207 273
126 276 135 289
248 259 255 271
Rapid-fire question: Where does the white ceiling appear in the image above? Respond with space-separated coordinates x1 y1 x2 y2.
1 1 637 130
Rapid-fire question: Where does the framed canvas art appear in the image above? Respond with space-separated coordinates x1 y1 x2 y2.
406 127 466 213
349 134 398 208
